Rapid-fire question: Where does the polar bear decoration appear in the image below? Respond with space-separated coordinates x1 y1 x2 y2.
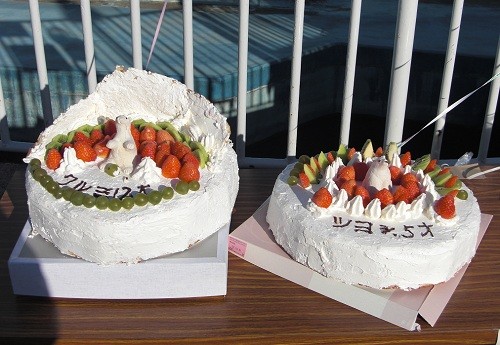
103 115 138 176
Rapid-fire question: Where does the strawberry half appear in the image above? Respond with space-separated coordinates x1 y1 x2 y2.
311 187 333 208
45 148 62 170
434 195 456 219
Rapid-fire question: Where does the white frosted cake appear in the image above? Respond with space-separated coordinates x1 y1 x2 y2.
266 141 481 290
24 67 239 265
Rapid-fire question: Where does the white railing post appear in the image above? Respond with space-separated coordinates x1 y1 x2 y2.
340 0 362 146
384 0 419 147
183 0 194 90
81 0 97 93
130 0 142 69
478 36 500 163
431 0 463 160
236 0 249 160
0 76 11 147
287 0 305 160
29 0 53 126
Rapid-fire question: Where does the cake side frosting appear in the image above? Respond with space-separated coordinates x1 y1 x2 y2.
25 67 239 265
266 144 481 290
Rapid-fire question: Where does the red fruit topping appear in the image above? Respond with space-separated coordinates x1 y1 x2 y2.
392 185 410 204
447 189 459 198
424 159 438 173
375 188 394 209
354 185 370 207
400 151 411 167
434 195 456 219
375 147 384 157
90 128 104 145
298 172 310 188
444 175 458 188
171 141 191 160
73 131 92 145
347 147 356 161
340 179 357 199
181 152 200 168
401 181 420 202
59 142 73 154
130 125 140 146
400 173 419 186
161 155 181 178
45 148 62 170
140 126 156 142
73 140 97 162
389 166 402 184
154 141 171 167
438 167 451 175
326 151 335 164
311 187 333 208
93 135 111 158
337 165 355 182
312 157 322 172
353 162 369 181
178 162 200 183
139 140 157 160
156 129 175 144
103 119 117 136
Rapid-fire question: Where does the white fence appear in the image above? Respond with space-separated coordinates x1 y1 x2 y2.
0 0 499 167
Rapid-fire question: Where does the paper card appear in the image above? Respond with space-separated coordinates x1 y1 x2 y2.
229 199 492 331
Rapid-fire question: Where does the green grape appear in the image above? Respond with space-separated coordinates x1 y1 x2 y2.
289 168 301 178
457 189 468 200
52 186 63 199
188 181 200 191
147 191 162 205
175 181 189 195
45 181 59 194
298 155 310 164
32 167 47 181
108 198 122 211
104 163 119 177
161 187 174 200
95 196 109 210
287 175 299 186
39 174 54 187
30 158 42 167
121 196 134 210
82 194 96 208
133 193 148 206
293 162 304 171
62 187 75 201
70 191 85 206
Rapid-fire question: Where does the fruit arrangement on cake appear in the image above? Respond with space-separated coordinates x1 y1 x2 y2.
25 67 239 265
266 139 481 290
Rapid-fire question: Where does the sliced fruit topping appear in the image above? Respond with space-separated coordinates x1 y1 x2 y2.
298 172 311 188
73 140 97 162
399 151 411 167
434 194 456 219
411 154 430 171
139 125 156 142
354 185 370 207
139 140 157 160
374 188 393 209
161 154 181 178
392 185 410 204
178 162 200 183
360 139 374 160
45 148 62 170
311 187 333 208
337 165 355 182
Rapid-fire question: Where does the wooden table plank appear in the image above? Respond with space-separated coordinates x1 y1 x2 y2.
0 165 499 344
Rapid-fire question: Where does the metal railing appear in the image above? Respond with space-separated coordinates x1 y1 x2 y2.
0 0 499 167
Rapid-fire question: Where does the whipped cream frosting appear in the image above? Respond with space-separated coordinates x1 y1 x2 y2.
25 67 239 265
267 159 481 290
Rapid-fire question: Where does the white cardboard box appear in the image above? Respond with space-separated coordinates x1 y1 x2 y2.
229 199 492 331
8 221 229 299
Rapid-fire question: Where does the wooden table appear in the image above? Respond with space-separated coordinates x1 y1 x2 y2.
1 165 499 344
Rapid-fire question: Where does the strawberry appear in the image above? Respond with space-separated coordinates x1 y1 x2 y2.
392 185 410 204
389 166 402 184
140 125 157 142
326 151 335 164
401 181 420 202
154 142 171 167
447 189 459 198
400 173 419 186
156 129 175 144
340 179 357 199
353 162 369 181
104 119 117 136
434 195 456 219
347 147 356 161
298 172 310 188
73 131 92 145
354 185 370 207
375 188 393 209
438 167 450 176
375 147 384 157
45 148 62 170
178 162 200 183
444 175 458 188
311 187 333 208
171 141 191 160
93 135 111 158
424 158 438 173
400 151 411 167
181 152 200 168
312 157 321 172
90 128 104 145
59 142 73 154
139 140 157 160
130 124 140 147
337 165 355 182
161 154 181 178
73 140 97 162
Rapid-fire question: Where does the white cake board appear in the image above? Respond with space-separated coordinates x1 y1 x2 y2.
8 221 229 299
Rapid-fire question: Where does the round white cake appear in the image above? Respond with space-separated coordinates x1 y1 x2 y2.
25 67 239 265
266 145 481 290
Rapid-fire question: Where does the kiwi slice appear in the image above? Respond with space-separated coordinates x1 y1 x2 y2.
433 172 453 186
412 154 431 171
337 144 348 163
384 142 398 162
360 139 374 161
